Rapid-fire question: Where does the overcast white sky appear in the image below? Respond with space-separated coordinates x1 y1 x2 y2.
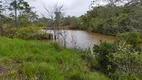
24 0 94 17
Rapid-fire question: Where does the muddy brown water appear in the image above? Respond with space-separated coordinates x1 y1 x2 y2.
45 30 116 50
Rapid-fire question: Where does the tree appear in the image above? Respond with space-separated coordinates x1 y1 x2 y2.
38 17 49 27
43 4 68 47
0 0 2 35
17 11 39 27
63 16 79 29
0 0 4 36
44 4 64 40
91 0 142 6
79 0 142 35
8 0 32 27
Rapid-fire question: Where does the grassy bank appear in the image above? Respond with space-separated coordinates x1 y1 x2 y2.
0 37 108 80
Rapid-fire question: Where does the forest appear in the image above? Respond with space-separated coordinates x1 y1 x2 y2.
0 0 142 80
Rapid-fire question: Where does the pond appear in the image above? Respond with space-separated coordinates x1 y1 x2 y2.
45 30 116 50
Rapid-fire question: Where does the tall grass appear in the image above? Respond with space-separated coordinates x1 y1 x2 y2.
0 37 109 80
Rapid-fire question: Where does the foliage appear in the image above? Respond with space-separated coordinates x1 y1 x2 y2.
86 31 142 79
116 30 142 47
93 42 117 74
8 0 32 27
1 0 142 80
0 37 109 80
37 17 49 27
108 43 142 79
63 16 80 29
3 26 50 40
9 0 31 13
87 41 142 79
17 11 39 27
78 2 142 35
7 0 39 27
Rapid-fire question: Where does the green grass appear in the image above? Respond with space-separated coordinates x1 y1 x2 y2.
0 37 109 80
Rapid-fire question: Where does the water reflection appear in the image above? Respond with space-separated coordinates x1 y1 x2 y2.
46 30 115 50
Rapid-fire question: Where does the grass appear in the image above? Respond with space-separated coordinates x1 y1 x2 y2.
0 37 109 80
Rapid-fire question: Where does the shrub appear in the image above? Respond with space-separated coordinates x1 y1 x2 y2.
93 42 117 74
109 43 142 79
67 70 84 80
112 72 140 80
116 30 142 47
3 26 51 40
92 41 142 79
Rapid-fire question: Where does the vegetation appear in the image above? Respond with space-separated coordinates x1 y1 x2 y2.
3 26 50 40
0 0 142 80
0 37 109 80
77 2 142 79
81 31 142 80
62 16 80 29
0 0 49 40
76 0 142 35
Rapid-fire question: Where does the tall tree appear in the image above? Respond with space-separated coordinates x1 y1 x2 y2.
44 4 64 40
9 0 32 27
0 0 3 35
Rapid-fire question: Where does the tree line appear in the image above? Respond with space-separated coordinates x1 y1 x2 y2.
73 0 142 35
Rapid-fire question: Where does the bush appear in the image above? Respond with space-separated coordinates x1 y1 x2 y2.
3 26 51 40
112 72 140 80
109 43 142 79
116 30 142 47
92 41 142 79
93 42 117 74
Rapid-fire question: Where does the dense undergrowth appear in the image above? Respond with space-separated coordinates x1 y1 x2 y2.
0 37 108 80
3 26 50 40
82 31 142 80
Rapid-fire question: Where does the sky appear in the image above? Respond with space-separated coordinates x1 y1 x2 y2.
24 0 94 17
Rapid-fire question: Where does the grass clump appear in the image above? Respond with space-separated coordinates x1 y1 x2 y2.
0 37 108 80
